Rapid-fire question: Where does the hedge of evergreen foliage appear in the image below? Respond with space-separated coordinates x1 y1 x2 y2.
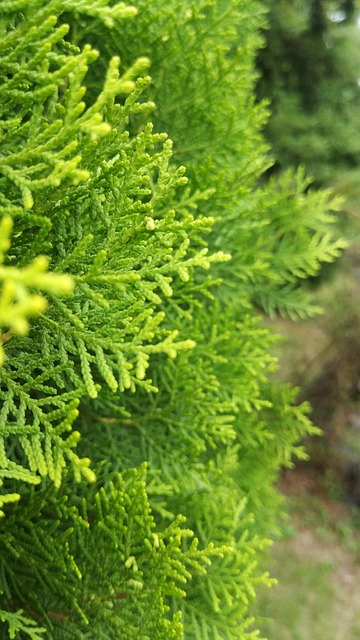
0 1 345 638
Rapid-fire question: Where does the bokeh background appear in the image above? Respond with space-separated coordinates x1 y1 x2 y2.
254 2 360 637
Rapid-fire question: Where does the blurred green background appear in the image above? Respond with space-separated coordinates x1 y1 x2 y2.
255 2 360 637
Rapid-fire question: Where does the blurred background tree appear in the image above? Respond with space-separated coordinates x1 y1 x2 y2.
257 0 360 210
257 0 360 506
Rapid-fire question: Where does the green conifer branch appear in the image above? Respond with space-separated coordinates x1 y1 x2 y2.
0 0 228 505
0 608 46 640
0 215 74 365
0 465 223 638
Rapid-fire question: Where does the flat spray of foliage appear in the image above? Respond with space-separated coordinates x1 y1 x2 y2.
0 1 346 638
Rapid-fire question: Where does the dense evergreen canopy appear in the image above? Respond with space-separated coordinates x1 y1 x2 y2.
0 1 345 638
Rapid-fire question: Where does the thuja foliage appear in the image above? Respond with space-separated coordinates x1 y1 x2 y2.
0 1 345 638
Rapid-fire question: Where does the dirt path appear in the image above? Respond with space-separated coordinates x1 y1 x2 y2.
258 467 360 640
282 525 360 638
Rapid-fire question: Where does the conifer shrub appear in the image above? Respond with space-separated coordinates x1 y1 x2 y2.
0 1 345 638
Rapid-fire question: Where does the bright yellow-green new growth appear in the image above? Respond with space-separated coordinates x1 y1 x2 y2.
0 215 74 365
